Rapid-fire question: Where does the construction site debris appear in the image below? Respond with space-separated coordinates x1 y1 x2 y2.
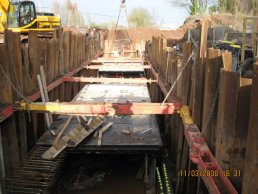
98 122 113 146
121 129 131 135
139 128 152 134
53 116 73 145
42 116 105 160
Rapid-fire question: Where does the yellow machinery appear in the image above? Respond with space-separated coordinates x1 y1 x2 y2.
0 0 60 34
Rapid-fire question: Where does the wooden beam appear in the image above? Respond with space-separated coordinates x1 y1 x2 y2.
192 20 209 127
149 66 181 103
0 43 21 175
215 70 240 170
222 51 232 71
241 19 247 64
202 48 222 151
177 42 192 104
242 73 258 194
230 78 252 191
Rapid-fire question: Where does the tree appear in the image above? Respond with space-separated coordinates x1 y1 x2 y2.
169 0 218 15
170 0 257 15
128 8 153 28
52 0 85 26
169 0 209 15
217 0 257 14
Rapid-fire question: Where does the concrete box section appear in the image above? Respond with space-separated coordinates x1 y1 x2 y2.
99 63 145 73
37 84 162 152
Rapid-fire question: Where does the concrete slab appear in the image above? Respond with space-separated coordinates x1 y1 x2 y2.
99 63 144 73
37 84 162 152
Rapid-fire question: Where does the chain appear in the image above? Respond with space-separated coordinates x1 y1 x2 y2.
0 63 31 121
0 63 27 101
202 86 219 131
162 51 193 104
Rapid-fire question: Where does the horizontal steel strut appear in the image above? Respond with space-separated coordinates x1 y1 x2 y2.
84 65 151 70
19 102 182 116
63 76 157 84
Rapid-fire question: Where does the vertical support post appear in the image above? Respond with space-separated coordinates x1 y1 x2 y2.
215 70 239 170
242 72 258 194
241 18 247 64
202 48 222 151
192 20 209 127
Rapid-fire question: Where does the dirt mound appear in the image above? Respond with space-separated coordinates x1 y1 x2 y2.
63 26 90 35
105 28 183 41
63 15 238 43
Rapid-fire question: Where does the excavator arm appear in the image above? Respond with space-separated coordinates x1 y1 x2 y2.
0 0 10 33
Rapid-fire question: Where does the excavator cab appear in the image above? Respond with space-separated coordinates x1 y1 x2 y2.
8 1 36 28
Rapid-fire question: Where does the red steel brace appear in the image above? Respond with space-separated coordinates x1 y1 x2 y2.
0 105 15 123
19 102 182 116
184 124 238 194
0 52 103 123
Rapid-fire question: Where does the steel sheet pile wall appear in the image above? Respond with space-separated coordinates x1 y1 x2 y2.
0 29 103 177
146 20 256 193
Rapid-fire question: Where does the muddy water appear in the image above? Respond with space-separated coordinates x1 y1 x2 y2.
60 154 145 194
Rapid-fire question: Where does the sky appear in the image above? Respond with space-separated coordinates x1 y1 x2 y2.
32 0 189 29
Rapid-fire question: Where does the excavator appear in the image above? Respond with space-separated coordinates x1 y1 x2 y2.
0 0 60 42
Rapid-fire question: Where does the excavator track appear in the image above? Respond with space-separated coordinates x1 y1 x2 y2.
4 146 65 194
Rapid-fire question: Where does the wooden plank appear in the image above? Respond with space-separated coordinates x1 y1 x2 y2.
191 56 204 127
0 41 23 171
47 38 56 82
63 31 70 73
7 32 28 162
215 70 240 170
28 31 39 90
177 42 192 104
97 122 113 146
222 51 232 71
37 74 51 128
53 116 72 145
69 32 74 71
241 18 247 64
21 45 30 96
192 20 208 127
230 78 252 192
1 117 21 175
5 31 24 96
202 48 222 151
59 83 65 102
57 28 64 75
0 44 13 103
171 49 177 86
199 20 209 59
242 73 258 194
73 34 78 68
54 37 59 79
64 83 72 102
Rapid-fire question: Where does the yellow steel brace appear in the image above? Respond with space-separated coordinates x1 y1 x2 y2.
178 106 194 125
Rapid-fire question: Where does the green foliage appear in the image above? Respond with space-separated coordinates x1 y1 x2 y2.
217 0 257 14
169 0 209 15
90 21 117 30
170 0 257 15
188 0 208 15
208 5 217 14
128 8 153 27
